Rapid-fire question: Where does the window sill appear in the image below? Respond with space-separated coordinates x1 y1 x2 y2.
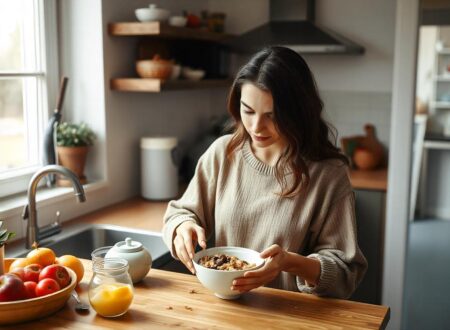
0 180 108 218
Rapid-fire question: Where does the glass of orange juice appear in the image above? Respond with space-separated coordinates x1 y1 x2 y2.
88 258 134 317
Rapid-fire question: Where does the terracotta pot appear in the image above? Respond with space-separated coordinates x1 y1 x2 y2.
0 245 4 276
56 146 89 184
353 148 379 170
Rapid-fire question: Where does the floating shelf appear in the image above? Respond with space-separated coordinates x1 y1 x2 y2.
110 78 233 92
434 75 450 82
108 22 234 42
431 101 450 109
437 48 450 55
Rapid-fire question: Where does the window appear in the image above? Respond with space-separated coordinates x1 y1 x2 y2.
0 0 58 197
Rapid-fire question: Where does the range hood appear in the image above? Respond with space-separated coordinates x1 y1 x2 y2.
230 0 364 55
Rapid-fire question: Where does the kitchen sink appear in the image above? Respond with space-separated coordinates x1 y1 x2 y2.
6 224 189 273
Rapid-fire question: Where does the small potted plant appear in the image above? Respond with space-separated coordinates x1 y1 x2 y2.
0 221 16 275
56 121 96 185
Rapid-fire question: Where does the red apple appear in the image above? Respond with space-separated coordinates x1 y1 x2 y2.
8 267 25 281
23 264 43 283
24 281 37 299
39 265 70 288
0 274 26 302
35 278 60 297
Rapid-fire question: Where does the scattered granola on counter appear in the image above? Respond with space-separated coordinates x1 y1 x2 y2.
166 306 173 310
184 306 193 311
189 289 197 294
199 254 255 271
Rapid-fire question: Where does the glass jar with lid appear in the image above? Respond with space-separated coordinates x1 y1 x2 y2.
88 258 134 317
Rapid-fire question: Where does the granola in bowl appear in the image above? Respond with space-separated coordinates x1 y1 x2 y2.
199 254 256 271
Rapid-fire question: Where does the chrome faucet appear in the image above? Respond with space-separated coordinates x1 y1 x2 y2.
22 165 86 249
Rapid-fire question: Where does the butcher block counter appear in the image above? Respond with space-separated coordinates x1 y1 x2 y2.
3 259 389 329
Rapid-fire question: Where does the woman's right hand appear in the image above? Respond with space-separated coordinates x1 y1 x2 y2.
173 221 207 274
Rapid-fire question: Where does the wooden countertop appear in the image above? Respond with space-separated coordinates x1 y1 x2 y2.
3 259 389 329
349 168 387 191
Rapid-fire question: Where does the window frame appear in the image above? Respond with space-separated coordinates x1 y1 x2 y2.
0 0 58 198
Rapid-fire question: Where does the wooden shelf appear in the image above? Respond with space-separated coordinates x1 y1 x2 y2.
110 78 233 92
108 22 234 42
349 168 388 191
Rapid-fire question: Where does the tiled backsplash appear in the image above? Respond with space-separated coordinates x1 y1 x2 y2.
321 91 392 147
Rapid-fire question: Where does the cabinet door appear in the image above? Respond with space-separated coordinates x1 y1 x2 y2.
351 189 385 304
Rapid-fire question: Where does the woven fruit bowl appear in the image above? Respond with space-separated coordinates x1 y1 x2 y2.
0 258 77 325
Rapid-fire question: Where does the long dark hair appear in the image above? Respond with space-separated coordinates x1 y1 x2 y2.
226 46 348 197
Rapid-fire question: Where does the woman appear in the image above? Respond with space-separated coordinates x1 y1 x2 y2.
162 46 367 299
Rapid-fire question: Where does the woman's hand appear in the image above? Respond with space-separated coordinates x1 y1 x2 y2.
231 244 289 293
173 221 207 274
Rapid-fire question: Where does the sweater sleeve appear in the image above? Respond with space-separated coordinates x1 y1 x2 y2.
296 189 368 298
162 137 224 258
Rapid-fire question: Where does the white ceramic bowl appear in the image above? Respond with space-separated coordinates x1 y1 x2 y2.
181 67 205 81
169 16 187 27
170 64 181 80
135 6 170 22
193 247 265 300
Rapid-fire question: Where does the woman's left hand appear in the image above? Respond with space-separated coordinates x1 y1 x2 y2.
231 244 289 293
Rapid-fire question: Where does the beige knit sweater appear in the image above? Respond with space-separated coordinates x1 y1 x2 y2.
163 135 367 298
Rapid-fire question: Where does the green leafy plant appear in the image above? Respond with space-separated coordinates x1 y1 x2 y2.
0 221 16 247
56 122 96 147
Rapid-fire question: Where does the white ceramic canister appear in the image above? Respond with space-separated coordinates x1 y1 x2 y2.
105 237 152 283
140 136 179 200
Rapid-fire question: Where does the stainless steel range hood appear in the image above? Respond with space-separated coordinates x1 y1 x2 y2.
229 0 364 55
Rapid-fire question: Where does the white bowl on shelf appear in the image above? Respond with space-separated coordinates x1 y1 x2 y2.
135 5 170 22
169 16 187 27
170 64 181 80
182 67 205 81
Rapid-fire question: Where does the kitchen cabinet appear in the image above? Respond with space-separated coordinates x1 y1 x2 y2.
108 22 234 92
352 188 386 305
430 27 450 136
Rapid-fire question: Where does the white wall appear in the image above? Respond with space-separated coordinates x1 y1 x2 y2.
209 0 396 92
309 0 396 92
59 0 107 185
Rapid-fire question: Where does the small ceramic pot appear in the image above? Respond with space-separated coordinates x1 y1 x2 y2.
105 237 152 283
136 54 174 80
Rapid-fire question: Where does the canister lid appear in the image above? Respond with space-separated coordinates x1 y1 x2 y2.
141 136 177 150
114 237 143 253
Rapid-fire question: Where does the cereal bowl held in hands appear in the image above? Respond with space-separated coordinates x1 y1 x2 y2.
193 247 265 300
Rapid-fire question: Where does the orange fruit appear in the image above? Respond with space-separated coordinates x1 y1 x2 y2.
9 258 33 271
56 255 84 284
27 247 56 267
